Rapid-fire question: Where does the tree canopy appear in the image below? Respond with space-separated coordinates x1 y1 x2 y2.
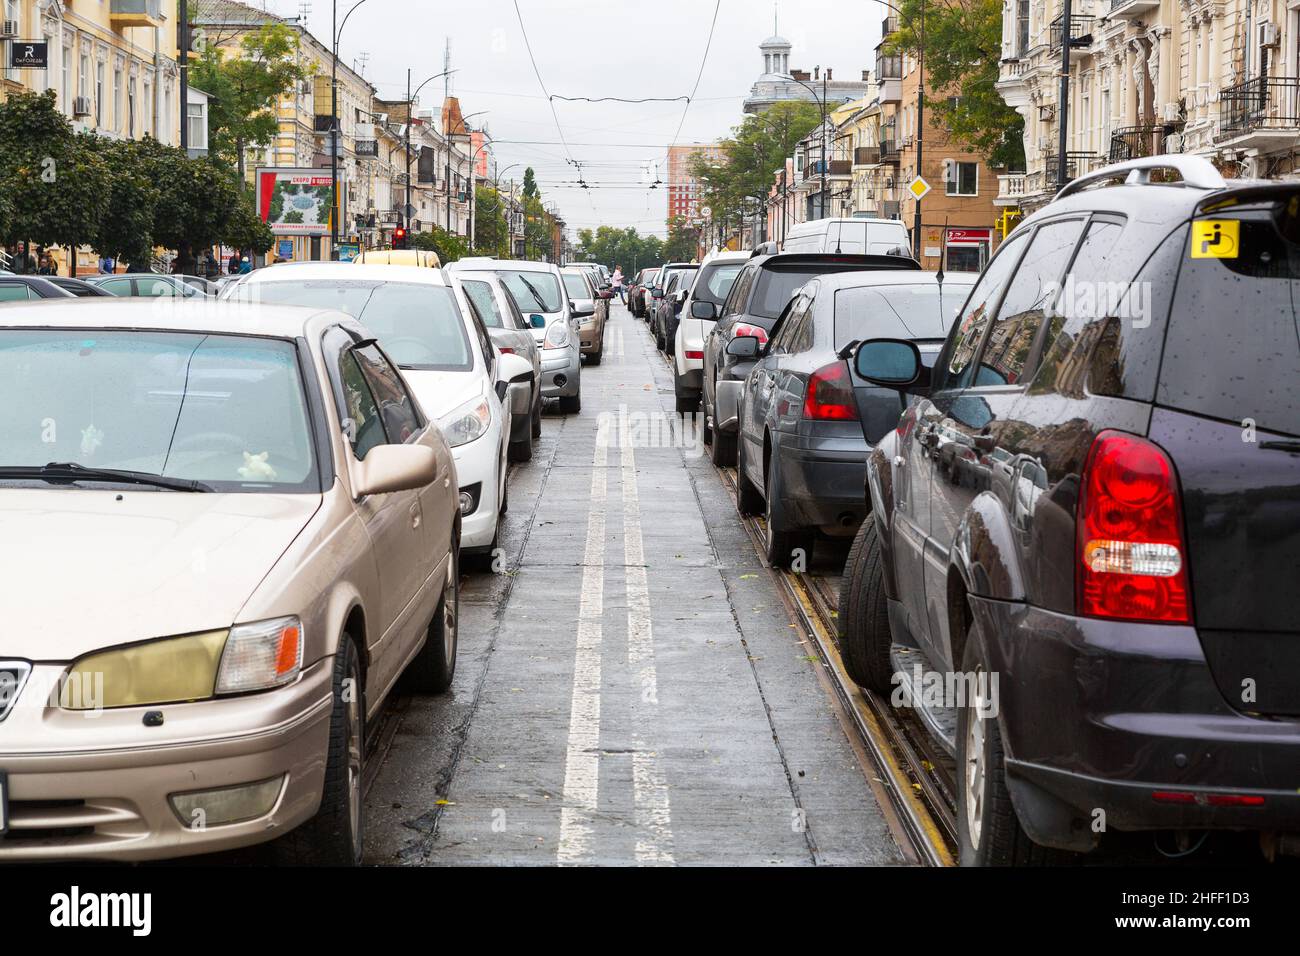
885 0 1025 169
573 227 665 272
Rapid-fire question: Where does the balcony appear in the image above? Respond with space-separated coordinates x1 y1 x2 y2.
879 139 900 164
1110 0 1160 14
882 16 898 36
854 145 881 166
829 159 853 177
1108 124 1183 163
110 0 164 28
1049 15 1093 58
995 172 1026 207
803 159 827 182
1043 151 1103 190
881 200 901 219
876 53 902 81
1219 77 1300 148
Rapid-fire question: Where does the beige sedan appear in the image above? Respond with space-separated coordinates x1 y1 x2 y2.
0 299 460 864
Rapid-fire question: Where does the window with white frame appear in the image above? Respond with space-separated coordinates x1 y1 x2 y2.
113 62 123 133
946 161 979 197
62 40 72 113
95 60 104 127
187 101 206 150
143 75 152 136
128 73 137 138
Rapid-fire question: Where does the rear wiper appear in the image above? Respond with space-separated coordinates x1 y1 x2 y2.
0 462 213 492
1260 440 1300 453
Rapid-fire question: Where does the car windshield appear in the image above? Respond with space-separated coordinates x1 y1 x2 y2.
237 280 472 370
562 273 591 299
833 284 971 349
0 330 317 492
495 270 563 313
461 279 508 329
694 263 744 306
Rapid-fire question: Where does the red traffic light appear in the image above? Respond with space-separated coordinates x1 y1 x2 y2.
393 227 408 250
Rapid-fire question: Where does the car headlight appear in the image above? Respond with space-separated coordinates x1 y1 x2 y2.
543 321 571 350
61 617 303 710
438 396 492 447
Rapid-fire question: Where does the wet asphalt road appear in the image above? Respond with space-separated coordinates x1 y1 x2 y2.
363 301 902 866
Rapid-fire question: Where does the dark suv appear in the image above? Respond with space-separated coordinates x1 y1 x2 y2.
842 155 1300 865
701 250 920 467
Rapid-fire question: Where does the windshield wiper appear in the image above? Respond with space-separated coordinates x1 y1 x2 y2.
0 462 213 492
515 274 551 312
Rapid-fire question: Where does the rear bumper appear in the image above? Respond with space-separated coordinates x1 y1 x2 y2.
578 325 602 353
971 597 1300 847
0 660 333 861
540 349 581 398
775 439 870 530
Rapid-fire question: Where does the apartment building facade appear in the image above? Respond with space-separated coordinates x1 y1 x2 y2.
667 142 723 227
997 0 1300 216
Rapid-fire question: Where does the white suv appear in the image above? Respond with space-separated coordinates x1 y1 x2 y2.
672 250 750 414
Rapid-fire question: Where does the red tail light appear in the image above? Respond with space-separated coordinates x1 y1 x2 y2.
802 362 859 421
1077 431 1191 623
685 350 704 360
498 347 515 354
733 323 768 345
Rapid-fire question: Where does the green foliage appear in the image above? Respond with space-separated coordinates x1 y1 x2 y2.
411 226 470 262
473 184 510 258
82 134 159 267
0 90 111 250
885 0 1024 169
662 217 700 263
573 227 665 272
690 100 823 229
522 167 540 199
190 22 313 179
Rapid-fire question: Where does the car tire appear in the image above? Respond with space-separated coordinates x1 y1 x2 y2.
956 623 1066 866
531 398 542 439
838 518 895 693
764 452 813 570
406 550 460 694
675 392 698 415
560 393 581 414
273 635 365 866
588 350 603 367
735 435 764 516
508 429 533 463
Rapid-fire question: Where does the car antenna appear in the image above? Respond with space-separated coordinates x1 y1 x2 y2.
834 216 844 255
935 215 948 287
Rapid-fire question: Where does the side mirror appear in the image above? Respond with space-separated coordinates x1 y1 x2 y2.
572 303 595 319
497 352 533 385
726 335 761 360
853 339 924 388
652 288 665 299
529 314 547 329
354 443 439 497
691 300 718 320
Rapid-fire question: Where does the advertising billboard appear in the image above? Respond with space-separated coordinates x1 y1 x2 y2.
255 168 334 236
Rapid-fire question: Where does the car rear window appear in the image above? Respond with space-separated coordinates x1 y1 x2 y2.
833 283 971 349
1159 207 1300 436
693 263 745 306
562 273 590 299
752 264 890 319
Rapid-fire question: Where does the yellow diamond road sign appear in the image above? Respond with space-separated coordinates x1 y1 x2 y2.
908 176 931 201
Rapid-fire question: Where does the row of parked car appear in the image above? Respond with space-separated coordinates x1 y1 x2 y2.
651 158 1300 866
0 250 610 865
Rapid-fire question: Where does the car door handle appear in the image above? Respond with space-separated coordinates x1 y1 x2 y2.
410 502 421 530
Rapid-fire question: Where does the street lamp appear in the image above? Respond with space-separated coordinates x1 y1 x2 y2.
331 0 372 260
404 69 458 233
791 72 831 221
447 110 488 239
494 162 524 258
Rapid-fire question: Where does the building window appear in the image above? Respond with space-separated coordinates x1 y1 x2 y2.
946 161 979 197
187 101 207 151
79 49 88 99
1017 0 1029 56
95 61 104 127
114 64 123 133
128 76 137 138
62 43 72 114
143 77 152 136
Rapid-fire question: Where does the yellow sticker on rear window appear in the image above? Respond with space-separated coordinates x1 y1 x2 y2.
1191 220 1240 259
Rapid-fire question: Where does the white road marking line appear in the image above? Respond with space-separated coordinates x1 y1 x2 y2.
557 418 610 864
619 406 676 864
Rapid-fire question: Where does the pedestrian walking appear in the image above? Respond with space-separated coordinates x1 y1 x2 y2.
239 256 252 275
612 265 626 304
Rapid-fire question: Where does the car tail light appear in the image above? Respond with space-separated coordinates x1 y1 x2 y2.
733 323 768 345
1077 431 1191 624
685 350 703 360
498 346 515 354
802 361 859 421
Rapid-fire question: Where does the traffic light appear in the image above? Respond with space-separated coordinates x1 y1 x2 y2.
392 227 408 250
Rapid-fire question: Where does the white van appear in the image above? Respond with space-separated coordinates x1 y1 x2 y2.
781 217 911 256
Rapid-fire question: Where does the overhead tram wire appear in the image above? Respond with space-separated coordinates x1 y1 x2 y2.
668 0 722 147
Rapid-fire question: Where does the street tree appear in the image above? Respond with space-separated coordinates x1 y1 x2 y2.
663 217 701 262
473 184 510 258
689 100 822 231
190 22 314 182
412 227 470 263
574 226 665 272
0 90 110 263
885 0 1025 169
84 135 160 269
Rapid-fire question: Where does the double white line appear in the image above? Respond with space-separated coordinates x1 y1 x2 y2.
556 405 674 865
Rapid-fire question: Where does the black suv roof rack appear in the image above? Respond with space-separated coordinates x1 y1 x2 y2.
1054 154 1226 202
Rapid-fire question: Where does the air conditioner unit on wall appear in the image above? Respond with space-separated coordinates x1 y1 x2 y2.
1259 21 1280 48
1 20 19 38
73 96 92 117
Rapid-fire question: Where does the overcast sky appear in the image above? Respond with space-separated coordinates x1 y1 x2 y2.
259 0 883 237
